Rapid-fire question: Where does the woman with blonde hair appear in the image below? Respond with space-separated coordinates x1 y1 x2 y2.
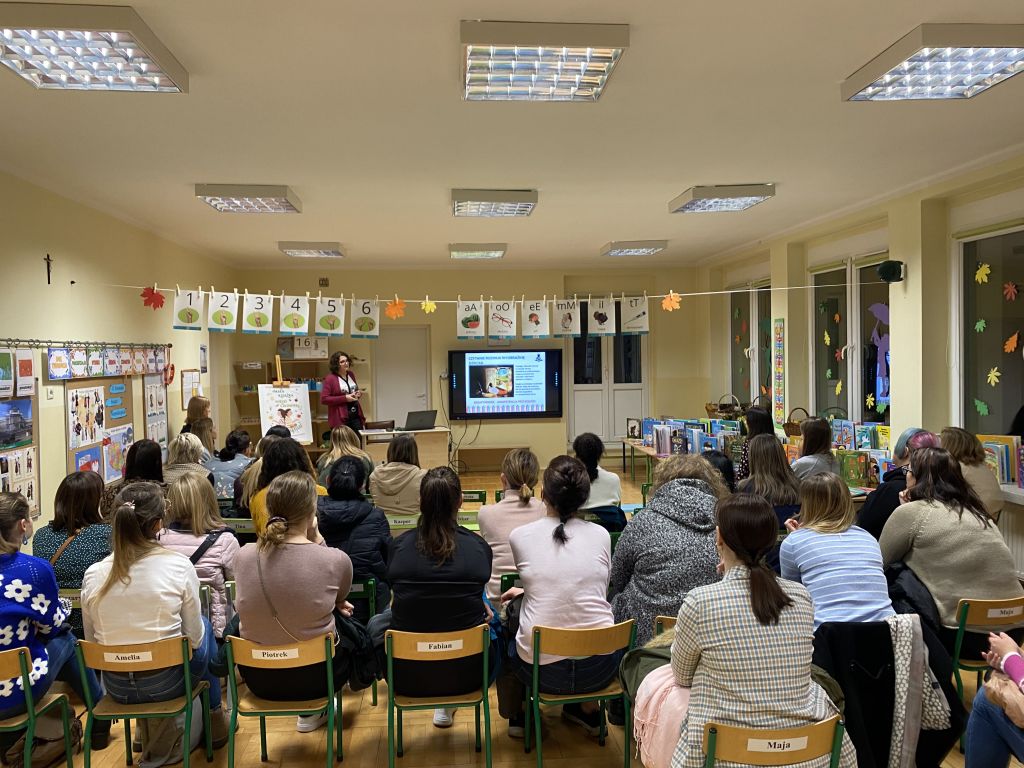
941 426 1004 521
780 473 893 628
234 471 354 733
81 482 228 745
164 432 215 487
235 434 281 514
609 454 725 646
736 433 801 526
478 448 546 601
181 395 211 435
190 417 216 463
159 473 239 638
316 425 373 489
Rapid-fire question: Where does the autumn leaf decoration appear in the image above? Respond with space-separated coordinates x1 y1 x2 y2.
1005 282 1019 301
975 398 990 417
662 292 681 312
420 298 437 314
975 263 991 284
384 297 406 320
876 401 888 415
987 367 1001 387
1006 331 1020 354
834 313 841 324
140 286 165 310
865 393 875 410
835 380 843 397
835 348 844 362
823 330 831 346
974 319 987 333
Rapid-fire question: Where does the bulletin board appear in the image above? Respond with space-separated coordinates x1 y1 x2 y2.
0 391 41 519
65 376 136 484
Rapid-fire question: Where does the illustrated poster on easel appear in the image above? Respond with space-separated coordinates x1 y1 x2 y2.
257 384 313 444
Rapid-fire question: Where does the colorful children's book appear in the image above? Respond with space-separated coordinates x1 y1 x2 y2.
785 444 801 465
626 418 642 441
719 431 742 459
837 450 869 486
641 418 659 447
666 420 689 455
978 435 1021 483
876 426 891 451
855 425 876 450
983 443 1004 483
831 420 855 450
1018 445 1024 490
686 428 705 455
699 434 721 453
710 419 741 435
653 425 672 456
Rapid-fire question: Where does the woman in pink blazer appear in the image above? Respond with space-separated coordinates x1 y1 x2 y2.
321 351 365 434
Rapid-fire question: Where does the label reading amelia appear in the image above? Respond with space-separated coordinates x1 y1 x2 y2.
746 737 808 752
416 639 464 653
988 605 1024 618
252 648 300 660
103 651 153 663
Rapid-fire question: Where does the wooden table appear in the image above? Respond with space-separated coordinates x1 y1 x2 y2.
362 427 451 469
624 439 664 484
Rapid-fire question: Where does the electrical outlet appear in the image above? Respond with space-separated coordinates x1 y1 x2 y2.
439 369 448 379
46 387 55 400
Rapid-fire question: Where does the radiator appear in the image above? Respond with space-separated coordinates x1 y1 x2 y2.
998 501 1024 581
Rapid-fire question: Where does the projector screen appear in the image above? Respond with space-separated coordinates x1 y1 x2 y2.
448 349 563 420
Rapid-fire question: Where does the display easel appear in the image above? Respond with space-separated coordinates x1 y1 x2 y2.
272 355 290 388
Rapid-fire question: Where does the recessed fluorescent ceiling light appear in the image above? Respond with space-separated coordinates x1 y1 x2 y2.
451 189 537 217
195 184 302 214
669 184 775 213
450 243 506 260
602 240 667 257
279 242 343 259
843 23 1024 101
0 3 187 92
461 20 628 102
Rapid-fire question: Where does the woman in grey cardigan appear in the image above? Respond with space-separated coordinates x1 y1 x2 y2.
609 455 726 645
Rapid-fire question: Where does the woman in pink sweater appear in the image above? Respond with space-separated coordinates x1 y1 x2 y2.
320 351 364 433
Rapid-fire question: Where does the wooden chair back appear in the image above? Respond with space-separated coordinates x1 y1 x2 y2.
957 596 1024 629
702 716 843 767
386 625 487 662
655 615 677 635
226 634 332 670
78 637 191 673
385 515 418 532
58 588 81 611
0 648 30 683
533 620 634 659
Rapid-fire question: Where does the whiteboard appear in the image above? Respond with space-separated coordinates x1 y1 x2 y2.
257 384 314 444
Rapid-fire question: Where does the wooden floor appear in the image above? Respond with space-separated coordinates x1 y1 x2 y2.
65 466 1017 767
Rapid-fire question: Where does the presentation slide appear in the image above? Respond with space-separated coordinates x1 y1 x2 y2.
464 351 547 416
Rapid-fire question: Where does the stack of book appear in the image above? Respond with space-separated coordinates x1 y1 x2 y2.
978 434 1021 485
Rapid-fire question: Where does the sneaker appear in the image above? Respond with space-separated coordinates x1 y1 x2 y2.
296 713 328 733
432 708 455 728
210 709 231 749
508 715 525 739
561 703 602 737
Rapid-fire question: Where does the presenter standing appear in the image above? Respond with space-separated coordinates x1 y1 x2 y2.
322 351 365 435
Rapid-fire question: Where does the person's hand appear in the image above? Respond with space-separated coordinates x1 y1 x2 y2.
339 601 354 618
785 517 801 533
500 587 524 604
989 631 1021 663
353 390 363 400
483 601 494 623
898 489 910 505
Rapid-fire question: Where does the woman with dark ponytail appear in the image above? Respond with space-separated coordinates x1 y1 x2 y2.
668 494 856 767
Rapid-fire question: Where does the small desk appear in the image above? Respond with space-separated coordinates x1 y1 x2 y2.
625 439 664 484
362 427 451 469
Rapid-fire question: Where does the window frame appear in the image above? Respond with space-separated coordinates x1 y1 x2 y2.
727 281 772 405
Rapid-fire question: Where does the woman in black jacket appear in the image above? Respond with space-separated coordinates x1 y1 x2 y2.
317 456 391 623
856 427 938 539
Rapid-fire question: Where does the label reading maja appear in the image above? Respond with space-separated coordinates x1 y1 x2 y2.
103 651 153 663
416 639 464 653
252 648 300 660
747 736 808 752
988 606 1024 618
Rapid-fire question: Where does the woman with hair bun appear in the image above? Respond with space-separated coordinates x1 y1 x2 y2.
478 449 546 601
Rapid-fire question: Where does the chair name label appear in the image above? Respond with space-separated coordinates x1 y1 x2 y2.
104 651 153 663
746 736 808 752
417 640 463 652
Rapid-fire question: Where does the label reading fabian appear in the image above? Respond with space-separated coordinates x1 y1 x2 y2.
746 737 808 752
416 640 464 653
252 648 300 660
103 651 153 663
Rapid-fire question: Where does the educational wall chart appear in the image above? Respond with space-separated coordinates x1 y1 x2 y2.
589 296 616 336
350 298 380 339
47 348 71 380
69 348 88 378
102 424 135 484
553 299 581 338
0 350 13 397
0 396 40 515
64 377 135 480
87 349 104 377
208 290 238 333
67 386 104 449
103 348 121 376
621 297 650 335
280 295 311 336
521 299 550 339
143 373 169 459
257 383 314 444
315 296 345 337
457 299 485 341
773 318 786 425
488 300 517 340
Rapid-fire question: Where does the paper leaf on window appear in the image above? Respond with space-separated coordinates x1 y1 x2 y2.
1005 331 1020 354
140 286 165 310
662 292 681 312
760 384 769 396
739 366 745 374
734 335 741 344
987 367 1002 387
974 398 990 417
865 393 876 410
975 263 991 284
974 319 987 333
818 302 827 314
835 348 844 362
834 313 841 324
741 320 748 334
733 307 741 319
823 330 830 346
835 380 843 397
825 368 832 379
1004 282 1019 301
384 298 406 320
420 299 437 314
876 401 888 415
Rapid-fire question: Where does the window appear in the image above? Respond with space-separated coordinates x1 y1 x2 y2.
756 285 772 401
813 268 849 418
573 306 602 385
729 290 750 400
962 230 1024 433
613 302 642 384
859 263 890 424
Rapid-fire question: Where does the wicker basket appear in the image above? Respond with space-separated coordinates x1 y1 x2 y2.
783 407 810 437
705 394 742 420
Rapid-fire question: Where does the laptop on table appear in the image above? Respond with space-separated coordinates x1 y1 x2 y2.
397 410 437 431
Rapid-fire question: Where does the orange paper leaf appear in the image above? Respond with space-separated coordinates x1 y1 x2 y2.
661 292 681 312
384 298 406 320
1005 332 1019 354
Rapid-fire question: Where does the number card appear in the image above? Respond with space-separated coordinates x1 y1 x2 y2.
488 300 517 340
553 299 581 338
589 296 616 336
457 300 485 340
314 297 345 337
242 294 274 335
621 297 649 335
172 289 204 331
521 300 550 339
208 291 238 333
279 295 310 336
350 299 380 339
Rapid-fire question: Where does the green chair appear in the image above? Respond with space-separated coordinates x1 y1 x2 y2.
348 578 379 705
609 532 621 554
461 490 487 507
216 498 235 517
641 482 652 505
225 634 341 766
456 509 480 530
494 489 505 503
0 648 75 768
499 573 521 595
385 625 492 768
702 716 845 767
199 584 212 623
654 615 676 635
525 621 635 768
77 637 213 768
385 515 418 534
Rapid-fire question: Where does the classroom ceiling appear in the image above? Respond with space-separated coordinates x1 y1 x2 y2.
1 0 1024 270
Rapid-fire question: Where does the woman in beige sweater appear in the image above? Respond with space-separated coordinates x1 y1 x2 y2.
880 446 1022 658
368 433 427 517
941 426 1005 521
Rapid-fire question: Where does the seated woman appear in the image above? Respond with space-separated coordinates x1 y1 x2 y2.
163 433 215 488
367 467 492 729
235 435 282 516
316 426 374 489
941 426 1005 522
856 427 938 539
965 631 1024 767
100 438 166 517
670 493 856 768
81 483 227 746
191 417 217 464
477 448 546 602
700 449 736 493
736 433 801 527
32 471 111 639
780 473 893 628
880 446 1023 657
368 434 426 518
249 439 327 534
499 456 618 738
734 406 774 483
159 472 239 639
0 492 110 754
204 429 252 502
317 457 391 624
609 455 724 646
573 432 621 509
234 471 354 734
791 418 840 480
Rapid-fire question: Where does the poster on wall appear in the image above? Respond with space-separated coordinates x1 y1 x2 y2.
621 297 650 335
74 446 102 474
103 348 121 377
521 300 550 339
119 348 133 375
132 349 146 375
15 350 34 396
0 350 13 398
0 400 32 451
155 347 167 373
208 290 239 333
146 348 159 374
173 289 204 331
257 384 313 444
588 296 616 336
181 369 201 408
69 348 88 378
47 348 71 380
279 295 311 336
67 386 104 449
772 318 786 425
102 424 135 484
242 293 274 335
457 299 485 340
552 298 581 338
488 299 517 340
314 296 346 337
86 349 104 378
144 373 169 459
349 298 380 339
199 345 208 374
